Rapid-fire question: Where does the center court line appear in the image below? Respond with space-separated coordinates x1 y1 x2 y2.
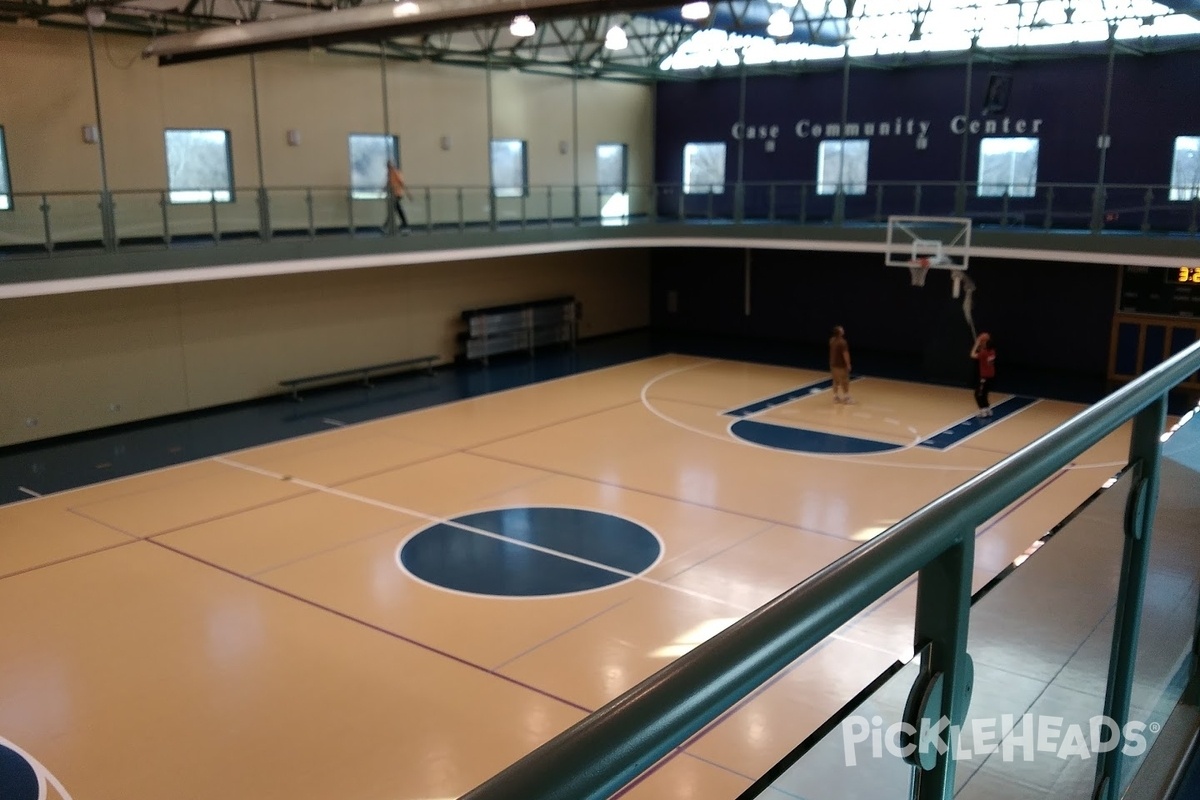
322 418 347 427
213 455 910 662
17 486 41 497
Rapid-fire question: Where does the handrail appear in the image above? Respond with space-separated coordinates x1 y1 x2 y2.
461 339 1200 800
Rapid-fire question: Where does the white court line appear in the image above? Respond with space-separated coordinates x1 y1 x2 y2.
322 418 347 427
641 361 1129 473
17 486 42 498
213 455 908 660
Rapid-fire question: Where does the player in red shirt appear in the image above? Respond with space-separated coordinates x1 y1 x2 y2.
970 332 996 418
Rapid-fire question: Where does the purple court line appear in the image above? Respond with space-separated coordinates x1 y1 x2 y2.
468 451 851 544
491 597 635 673
608 465 1078 791
146 537 593 715
67 478 318 541
0 539 138 582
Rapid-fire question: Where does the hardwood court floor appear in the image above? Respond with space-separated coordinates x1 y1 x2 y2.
0 354 1134 800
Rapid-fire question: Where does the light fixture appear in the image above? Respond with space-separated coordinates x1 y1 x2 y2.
510 14 535 37
766 9 793 38
84 6 105 26
681 2 710 21
392 1 419 17
605 25 628 50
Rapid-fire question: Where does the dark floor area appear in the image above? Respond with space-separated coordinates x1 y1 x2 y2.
0 328 1142 507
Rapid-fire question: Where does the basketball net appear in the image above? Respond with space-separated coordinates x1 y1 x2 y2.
908 257 931 287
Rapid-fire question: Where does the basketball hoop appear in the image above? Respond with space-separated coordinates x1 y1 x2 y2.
908 257 931 287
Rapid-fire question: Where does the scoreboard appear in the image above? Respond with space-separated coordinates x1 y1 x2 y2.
1118 266 1200 317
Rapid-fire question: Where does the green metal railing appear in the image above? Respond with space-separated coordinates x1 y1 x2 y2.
461 339 1200 800
0 179 1197 260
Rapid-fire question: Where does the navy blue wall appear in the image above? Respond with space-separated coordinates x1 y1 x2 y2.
651 250 1119 381
655 51 1200 222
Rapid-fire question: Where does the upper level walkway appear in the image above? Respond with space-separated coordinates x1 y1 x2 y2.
2 179 1199 298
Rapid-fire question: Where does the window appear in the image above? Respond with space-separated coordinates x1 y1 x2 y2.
349 134 399 200
977 136 1039 198
597 143 628 194
0 126 10 211
165 129 233 204
1169 136 1200 201
491 139 528 197
683 142 726 194
817 139 869 196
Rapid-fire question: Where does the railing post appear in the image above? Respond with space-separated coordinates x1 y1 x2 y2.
1043 186 1055 230
649 184 658 224
768 183 776 222
913 184 923 216
1189 195 1198 235
547 186 553 229
306 188 315 240
40 194 53 253
677 187 685 222
573 184 581 226
257 187 271 242
800 185 808 225
733 181 744 224
833 189 845 226
159 191 171 247
953 182 966 216
347 192 356 237
1093 396 1167 800
904 534 975 800
100 190 117 252
1141 188 1153 233
210 196 220 244
520 192 527 231
1001 190 1011 228
425 186 433 233
874 184 884 224
707 188 714 222
1091 185 1107 233
458 187 465 232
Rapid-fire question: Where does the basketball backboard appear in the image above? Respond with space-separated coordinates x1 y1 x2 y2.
884 215 972 271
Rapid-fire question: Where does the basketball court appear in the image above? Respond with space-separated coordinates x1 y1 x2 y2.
0 346 1137 800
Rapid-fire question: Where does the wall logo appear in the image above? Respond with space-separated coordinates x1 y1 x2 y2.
841 714 1158 767
731 114 1045 152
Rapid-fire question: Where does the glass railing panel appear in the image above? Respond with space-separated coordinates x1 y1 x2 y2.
955 468 1134 800
0 192 53 249
213 191 261 240
266 189 316 237
752 652 920 799
112 190 167 247
44 192 106 247
1121 413 1200 792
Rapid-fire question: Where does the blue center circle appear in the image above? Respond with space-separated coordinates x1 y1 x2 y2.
0 744 40 800
398 507 662 597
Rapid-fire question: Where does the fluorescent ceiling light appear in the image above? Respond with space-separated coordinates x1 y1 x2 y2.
681 2 710 20
766 9 793 37
392 1 419 16
509 14 534 36
605 24 628 49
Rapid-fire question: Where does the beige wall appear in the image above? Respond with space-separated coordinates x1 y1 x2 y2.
0 24 655 197
0 250 652 446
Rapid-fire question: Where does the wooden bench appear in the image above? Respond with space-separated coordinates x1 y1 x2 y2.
279 355 437 400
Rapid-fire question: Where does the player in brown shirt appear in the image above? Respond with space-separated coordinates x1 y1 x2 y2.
829 325 854 404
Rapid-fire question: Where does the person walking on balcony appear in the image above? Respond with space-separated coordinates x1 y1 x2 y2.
386 161 410 234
